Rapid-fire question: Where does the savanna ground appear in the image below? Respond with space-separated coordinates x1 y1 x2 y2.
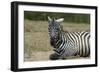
24 19 90 62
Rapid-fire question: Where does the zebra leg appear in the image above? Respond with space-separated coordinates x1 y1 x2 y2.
62 57 66 60
49 53 60 60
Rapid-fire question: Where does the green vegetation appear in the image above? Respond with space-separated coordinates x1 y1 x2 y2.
24 11 90 24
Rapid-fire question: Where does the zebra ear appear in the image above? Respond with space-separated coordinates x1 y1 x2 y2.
48 16 52 21
56 18 64 23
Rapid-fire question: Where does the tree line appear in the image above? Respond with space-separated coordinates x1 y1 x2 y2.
24 11 90 24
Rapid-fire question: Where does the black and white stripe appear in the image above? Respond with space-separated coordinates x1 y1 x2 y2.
48 17 90 60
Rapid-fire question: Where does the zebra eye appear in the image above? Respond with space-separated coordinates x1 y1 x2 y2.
56 28 59 31
55 29 58 32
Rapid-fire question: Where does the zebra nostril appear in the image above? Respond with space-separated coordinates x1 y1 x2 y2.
51 37 57 41
54 37 57 39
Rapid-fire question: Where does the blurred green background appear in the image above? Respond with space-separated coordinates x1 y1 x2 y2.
24 11 90 24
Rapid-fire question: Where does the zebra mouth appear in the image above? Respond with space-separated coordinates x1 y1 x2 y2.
51 37 57 41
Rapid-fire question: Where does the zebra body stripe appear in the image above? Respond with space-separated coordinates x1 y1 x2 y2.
48 17 90 59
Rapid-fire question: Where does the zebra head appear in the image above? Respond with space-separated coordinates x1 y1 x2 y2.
47 16 64 41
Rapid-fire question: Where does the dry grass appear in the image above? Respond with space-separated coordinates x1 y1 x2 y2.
24 19 90 61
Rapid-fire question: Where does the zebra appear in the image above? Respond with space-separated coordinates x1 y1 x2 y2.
47 16 90 60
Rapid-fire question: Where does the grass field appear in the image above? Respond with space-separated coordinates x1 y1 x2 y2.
24 19 90 62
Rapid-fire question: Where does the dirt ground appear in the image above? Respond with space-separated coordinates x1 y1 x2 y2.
24 51 54 61
24 50 90 62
